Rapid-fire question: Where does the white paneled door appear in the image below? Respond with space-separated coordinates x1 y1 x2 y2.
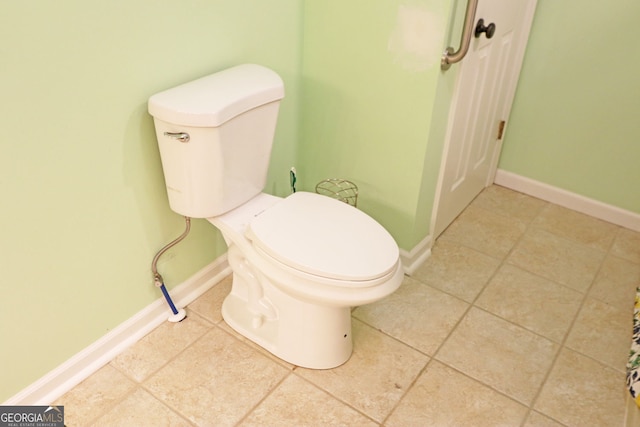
431 0 537 239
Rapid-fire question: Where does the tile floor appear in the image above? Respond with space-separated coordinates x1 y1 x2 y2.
58 185 640 426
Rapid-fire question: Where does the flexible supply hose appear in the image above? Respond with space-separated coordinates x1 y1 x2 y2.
151 216 191 322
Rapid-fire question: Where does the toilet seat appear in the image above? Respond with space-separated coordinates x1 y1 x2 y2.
245 192 399 283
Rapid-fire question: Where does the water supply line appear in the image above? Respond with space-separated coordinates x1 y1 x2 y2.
151 216 191 322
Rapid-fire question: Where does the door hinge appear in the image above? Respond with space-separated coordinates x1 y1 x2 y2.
497 120 506 140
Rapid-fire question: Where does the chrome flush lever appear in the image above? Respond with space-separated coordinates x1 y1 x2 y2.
164 131 190 143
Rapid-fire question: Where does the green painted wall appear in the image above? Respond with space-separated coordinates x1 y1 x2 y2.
0 0 302 401
299 0 452 250
499 0 640 213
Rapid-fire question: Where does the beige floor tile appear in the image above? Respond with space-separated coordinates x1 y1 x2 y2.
239 374 377 427
216 320 296 370
611 227 640 264
589 254 640 308
533 204 618 251
436 308 558 404
565 297 633 371
386 361 528 427
411 240 501 302
471 184 547 224
54 186 639 427
55 364 136 426
92 388 191 426
144 327 289 426
534 348 627 426
296 319 428 422
111 312 212 382
189 275 295 369
187 275 232 324
476 265 582 342
508 229 606 293
353 277 468 355
438 204 528 259
522 410 566 427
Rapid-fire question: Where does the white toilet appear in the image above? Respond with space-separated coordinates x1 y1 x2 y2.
148 64 403 369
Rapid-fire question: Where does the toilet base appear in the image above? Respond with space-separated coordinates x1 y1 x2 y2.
221 276 353 369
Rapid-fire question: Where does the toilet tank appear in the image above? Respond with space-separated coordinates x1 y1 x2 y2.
148 64 285 218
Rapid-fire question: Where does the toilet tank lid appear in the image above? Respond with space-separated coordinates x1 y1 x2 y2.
148 64 284 127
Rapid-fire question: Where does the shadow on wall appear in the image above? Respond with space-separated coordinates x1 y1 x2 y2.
122 102 176 248
356 189 418 252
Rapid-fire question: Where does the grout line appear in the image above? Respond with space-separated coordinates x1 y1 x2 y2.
343 316 431 424
438 198 537 425
380 356 434 425
517 207 614 426
234 371 293 426
118 312 216 385
291 372 382 426
429 190 621 426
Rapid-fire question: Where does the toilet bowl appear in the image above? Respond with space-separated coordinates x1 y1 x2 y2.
148 64 403 368
209 191 402 368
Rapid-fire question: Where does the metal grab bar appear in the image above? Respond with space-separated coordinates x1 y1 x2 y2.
441 0 479 70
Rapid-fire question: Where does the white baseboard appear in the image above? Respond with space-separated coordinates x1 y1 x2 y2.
400 234 432 275
4 255 231 406
494 169 640 232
